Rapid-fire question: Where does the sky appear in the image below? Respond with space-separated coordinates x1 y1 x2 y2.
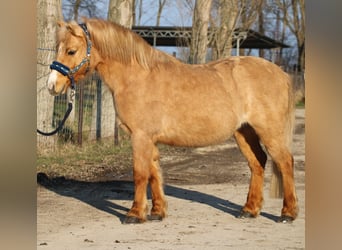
62 0 297 63
62 0 193 26
62 0 196 56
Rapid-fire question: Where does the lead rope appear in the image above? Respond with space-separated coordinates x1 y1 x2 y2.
37 87 75 136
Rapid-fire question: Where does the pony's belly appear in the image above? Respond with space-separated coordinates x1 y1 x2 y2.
158 119 236 147
158 132 233 147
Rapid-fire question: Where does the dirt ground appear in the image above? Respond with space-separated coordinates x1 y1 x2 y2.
37 109 305 250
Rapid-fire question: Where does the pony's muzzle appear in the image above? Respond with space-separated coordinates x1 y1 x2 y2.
47 70 68 96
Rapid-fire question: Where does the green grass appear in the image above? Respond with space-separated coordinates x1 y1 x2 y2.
37 136 133 181
296 99 305 108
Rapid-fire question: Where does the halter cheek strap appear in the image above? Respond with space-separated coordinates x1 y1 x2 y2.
79 23 91 56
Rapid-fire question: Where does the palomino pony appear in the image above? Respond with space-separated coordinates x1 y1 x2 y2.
47 18 298 224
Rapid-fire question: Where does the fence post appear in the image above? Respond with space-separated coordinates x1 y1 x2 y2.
114 112 119 146
96 77 102 140
111 92 119 146
77 83 84 146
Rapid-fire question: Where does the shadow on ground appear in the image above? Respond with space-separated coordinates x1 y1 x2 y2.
37 172 279 223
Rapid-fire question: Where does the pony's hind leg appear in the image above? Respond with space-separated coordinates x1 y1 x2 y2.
264 140 298 222
253 122 298 222
234 124 267 218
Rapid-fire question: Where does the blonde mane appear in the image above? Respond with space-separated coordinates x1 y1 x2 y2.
85 18 178 70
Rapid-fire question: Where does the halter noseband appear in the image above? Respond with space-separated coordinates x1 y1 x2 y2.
50 23 92 90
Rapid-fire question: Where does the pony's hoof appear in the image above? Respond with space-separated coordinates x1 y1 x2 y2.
238 210 256 219
122 216 144 224
148 214 163 221
278 215 294 223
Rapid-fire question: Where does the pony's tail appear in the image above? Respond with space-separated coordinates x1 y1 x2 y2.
269 74 295 198
270 162 284 198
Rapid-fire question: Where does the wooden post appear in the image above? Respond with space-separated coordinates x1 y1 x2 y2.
77 83 84 146
96 77 102 140
114 118 119 146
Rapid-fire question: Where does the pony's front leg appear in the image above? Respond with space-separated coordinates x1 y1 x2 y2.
124 132 151 224
149 145 167 221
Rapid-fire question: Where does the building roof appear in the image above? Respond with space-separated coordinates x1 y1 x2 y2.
132 26 289 49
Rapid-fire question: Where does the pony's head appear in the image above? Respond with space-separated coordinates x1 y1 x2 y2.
47 21 92 95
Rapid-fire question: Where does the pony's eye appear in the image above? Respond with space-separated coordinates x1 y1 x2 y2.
67 50 76 56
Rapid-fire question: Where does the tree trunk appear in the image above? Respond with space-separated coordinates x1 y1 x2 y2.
73 0 81 21
136 0 143 25
258 0 265 58
189 0 212 64
277 0 305 71
298 39 305 71
92 0 133 142
37 0 62 151
214 0 240 59
108 0 134 28
296 0 305 71
156 0 167 26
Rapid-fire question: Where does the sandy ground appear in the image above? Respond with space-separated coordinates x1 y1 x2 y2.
37 109 305 250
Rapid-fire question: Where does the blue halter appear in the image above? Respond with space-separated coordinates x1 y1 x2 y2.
50 23 92 90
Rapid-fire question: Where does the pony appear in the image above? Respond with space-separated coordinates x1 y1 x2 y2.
47 18 298 224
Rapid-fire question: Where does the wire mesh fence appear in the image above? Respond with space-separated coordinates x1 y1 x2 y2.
37 73 118 151
288 68 305 104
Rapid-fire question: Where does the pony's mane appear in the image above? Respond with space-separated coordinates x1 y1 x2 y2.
85 18 178 70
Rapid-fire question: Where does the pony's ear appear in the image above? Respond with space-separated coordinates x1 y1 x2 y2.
66 21 83 37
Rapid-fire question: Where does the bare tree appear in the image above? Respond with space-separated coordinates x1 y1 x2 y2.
134 0 143 25
210 0 240 59
37 0 62 151
257 0 265 57
156 0 167 26
73 0 82 20
273 7 288 65
276 0 305 71
207 0 263 59
62 0 107 21
108 0 134 28
239 0 262 30
189 0 213 64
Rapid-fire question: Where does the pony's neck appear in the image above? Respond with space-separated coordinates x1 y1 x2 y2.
87 19 177 71
94 56 151 95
